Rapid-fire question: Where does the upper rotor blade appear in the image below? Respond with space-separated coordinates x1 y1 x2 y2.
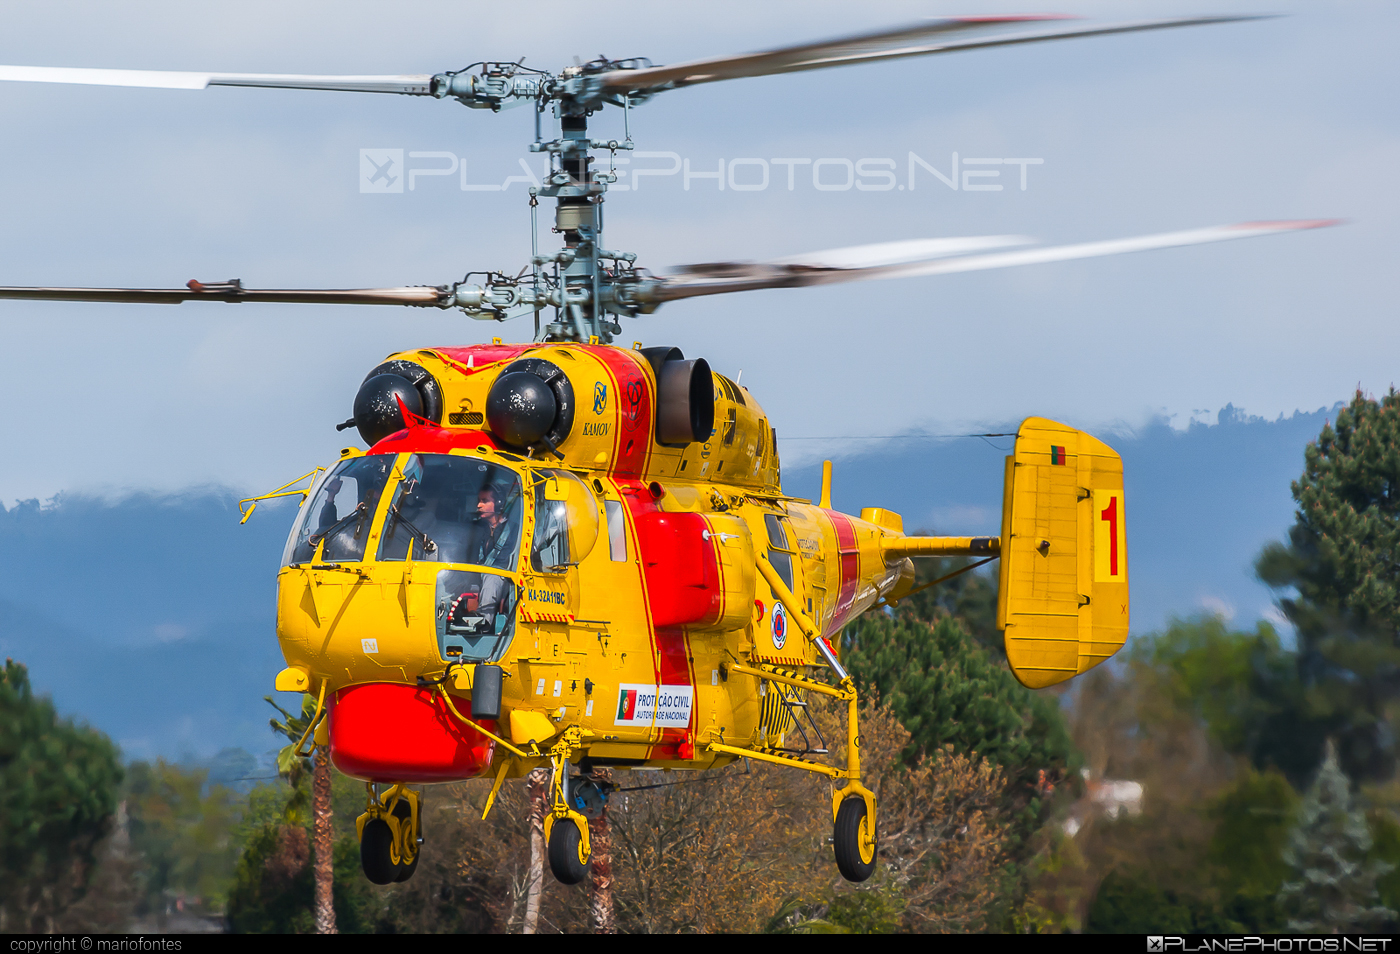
598 15 1268 94
0 283 450 306
646 220 1338 303
0 65 434 94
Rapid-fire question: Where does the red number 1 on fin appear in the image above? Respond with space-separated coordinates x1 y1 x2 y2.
1100 496 1119 577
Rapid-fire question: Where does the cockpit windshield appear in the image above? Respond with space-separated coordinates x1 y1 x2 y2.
376 455 524 568
284 455 393 565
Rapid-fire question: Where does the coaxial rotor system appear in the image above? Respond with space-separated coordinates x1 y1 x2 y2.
0 13 1332 342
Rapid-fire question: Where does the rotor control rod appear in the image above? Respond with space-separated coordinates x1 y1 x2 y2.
883 536 1000 558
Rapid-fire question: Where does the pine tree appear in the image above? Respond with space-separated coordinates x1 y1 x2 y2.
1279 742 1395 932
1257 389 1400 782
841 613 1072 786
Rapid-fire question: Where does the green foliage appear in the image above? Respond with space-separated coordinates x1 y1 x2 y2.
1130 614 1321 784
1369 812 1400 918
266 694 316 823
763 890 905 934
894 556 1001 655
226 821 314 933
1084 869 1237 934
1133 616 1292 755
1206 768 1298 930
225 820 372 934
1263 389 1400 634
0 658 123 929
122 760 244 917
842 613 1073 785
1257 389 1400 782
1280 743 1395 932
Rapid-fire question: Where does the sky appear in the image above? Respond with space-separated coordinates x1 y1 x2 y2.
0 0 1395 503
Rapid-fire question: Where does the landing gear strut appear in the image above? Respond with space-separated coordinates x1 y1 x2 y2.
543 729 593 884
357 784 421 884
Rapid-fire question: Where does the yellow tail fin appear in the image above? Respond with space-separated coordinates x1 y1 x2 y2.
997 418 1129 688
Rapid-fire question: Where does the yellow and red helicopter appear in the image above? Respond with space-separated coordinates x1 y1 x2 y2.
0 14 1335 885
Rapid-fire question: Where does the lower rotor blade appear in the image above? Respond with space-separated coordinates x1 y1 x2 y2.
0 65 434 95
877 220 1341 281
0 284 450 306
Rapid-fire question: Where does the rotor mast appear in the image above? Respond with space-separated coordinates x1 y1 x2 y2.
436 61 645 344
538 107 609 342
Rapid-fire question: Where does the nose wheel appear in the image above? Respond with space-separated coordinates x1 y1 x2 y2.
357 784 422 885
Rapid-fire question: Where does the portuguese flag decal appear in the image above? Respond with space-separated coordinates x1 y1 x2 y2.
616 688 638 721
1050 445 1067 465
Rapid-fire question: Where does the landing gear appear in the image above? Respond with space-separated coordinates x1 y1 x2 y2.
542 728 592 885
833 792 877 882
357 784 421 885
546 815 589 885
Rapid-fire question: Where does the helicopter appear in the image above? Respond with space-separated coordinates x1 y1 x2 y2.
0 14 1337 887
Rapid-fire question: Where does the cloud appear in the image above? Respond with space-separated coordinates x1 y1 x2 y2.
1197 596 1236 621
152 623 190 643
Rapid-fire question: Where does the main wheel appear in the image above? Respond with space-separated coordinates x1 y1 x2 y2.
391 800 420 883
547 817 589 885
360 818 397 885
834 797 877 883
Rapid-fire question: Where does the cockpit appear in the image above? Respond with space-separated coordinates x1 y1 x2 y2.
281 452 600 666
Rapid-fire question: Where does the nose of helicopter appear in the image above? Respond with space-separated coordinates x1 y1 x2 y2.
328 681 496 783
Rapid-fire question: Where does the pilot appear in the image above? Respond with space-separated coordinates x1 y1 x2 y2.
316 476 344 531
472 484 517 628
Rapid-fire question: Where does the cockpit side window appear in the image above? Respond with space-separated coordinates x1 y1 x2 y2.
764 513 796 592
284 455 393 565
531 485 571 573
530 470 601 574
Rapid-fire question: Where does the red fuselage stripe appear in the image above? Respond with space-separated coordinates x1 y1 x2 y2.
616 479 695 758
588 346 653 478
826 510 861 634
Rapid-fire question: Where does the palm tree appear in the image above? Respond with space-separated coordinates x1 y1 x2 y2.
267 695 336 934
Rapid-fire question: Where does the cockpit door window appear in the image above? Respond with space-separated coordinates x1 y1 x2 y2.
764 513 796 593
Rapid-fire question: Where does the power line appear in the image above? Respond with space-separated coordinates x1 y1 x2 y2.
778 434 1019 439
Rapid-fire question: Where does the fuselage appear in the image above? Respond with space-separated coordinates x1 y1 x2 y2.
275 342 913 783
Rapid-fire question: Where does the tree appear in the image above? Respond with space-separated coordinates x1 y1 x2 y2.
123 760 243 922
0 659 123 932
1279 742 1395 932
225 774 377 934
841 613 1074 792
891 555 1001 655
1035 618 1300 933
268 694 336 934
226 696 358 933
1257 389 1400 782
